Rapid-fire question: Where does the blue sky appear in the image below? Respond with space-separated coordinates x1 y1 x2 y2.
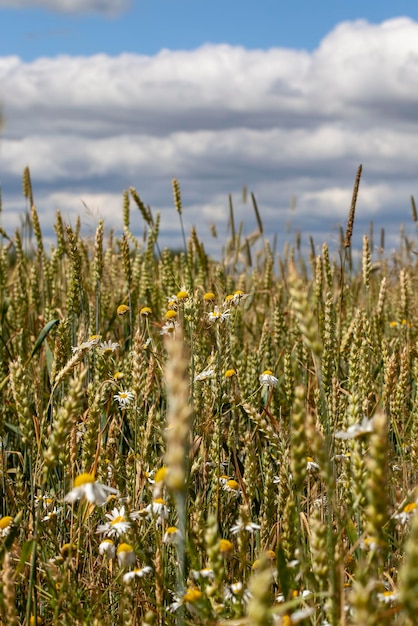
1 0 418 256
2 0 418 59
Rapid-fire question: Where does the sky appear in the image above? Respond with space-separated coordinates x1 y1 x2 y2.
1 0 418 257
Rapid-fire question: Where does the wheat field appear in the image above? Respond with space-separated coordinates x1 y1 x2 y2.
1 167 418 625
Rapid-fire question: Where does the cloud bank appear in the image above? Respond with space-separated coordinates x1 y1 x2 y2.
1 17 418 255
0 0 128 16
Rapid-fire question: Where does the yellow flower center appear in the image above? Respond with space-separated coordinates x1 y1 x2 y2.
154 467 167 483
165 310 177 320
140 306 152 316
224 369 236 378
111 516 126 525
176 290 189 300
117 542 133 554
0 516 13 530
203 292 215 301
219 539 233 553
74 472 95 487
166 526 178 535
61 543 76 557
153 498 166 505
403 502 417 513
183 588 202 603
226 479 239 490
262 369 274 376
117 304 130 315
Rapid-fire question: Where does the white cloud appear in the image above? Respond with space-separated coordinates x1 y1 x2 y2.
0 0 129 15
1 17 418 256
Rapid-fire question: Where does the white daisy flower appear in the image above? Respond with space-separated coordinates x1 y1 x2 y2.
335 415 375 439
223 479 241 497
194 368 215 381
259 370 279 387
191 567 215 580
160 321 180 336
394 502 417 525
306 457 320 472
113 390 135 408
71 335 101 354
96 506 131 537
163 526 181 544
145 498 170 525
98 340 119 356
231 290 249 305
99 539 116 559
377 590 399 604
41 507 62 522
123 566 152 583
207 306 231 323
116 542 136 568
0 516 13 538
230 518 261 534
64 473 118 507
224 581 251 604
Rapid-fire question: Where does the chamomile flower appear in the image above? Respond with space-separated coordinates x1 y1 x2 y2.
145 498 170 525
225 290 249 306
113 390 135 408
361 536 381 551
0 516 13 537
163 526 181 544
123 566 152 584
223 479 241 496
64 473 118 506
207 306 230 323
192 567 215 580
259 370 279 387
96 506 131 537
116 542 136 567
165 310 178 320
306 457 320 472
230 518 261 534
117 304 130 316
218 539 234 555
169 587 204 612
394 502 417 525
140 306 152 316
99 539 116 559
194 368 215 381
335 415 376 439
377 590 399 605
176 289 189 301
98 340 119 356
71 335 101 354
41 507 62 522
203 291 216 302
160 321 179 336
224 581 251 604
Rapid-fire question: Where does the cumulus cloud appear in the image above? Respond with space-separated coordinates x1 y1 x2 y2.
1 17 418 256
0 0 129 15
